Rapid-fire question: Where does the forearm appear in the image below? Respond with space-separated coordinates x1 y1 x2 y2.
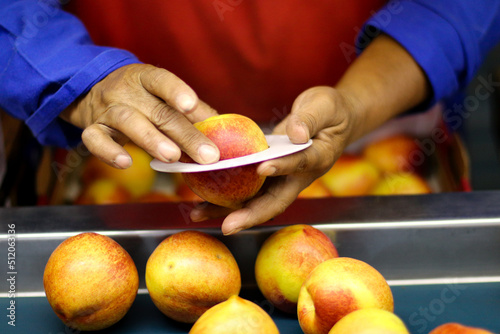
336 33 430 144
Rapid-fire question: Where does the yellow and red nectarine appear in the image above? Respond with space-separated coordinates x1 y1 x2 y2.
180 114 268 208
255 224 338 314
43 232 139 331
145 230 241 323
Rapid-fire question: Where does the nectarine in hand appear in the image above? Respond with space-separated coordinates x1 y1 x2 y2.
180 114 269 208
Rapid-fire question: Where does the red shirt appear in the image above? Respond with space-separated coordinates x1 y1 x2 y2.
67 1 385 124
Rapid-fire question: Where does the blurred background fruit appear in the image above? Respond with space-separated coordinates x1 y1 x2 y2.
81 143 156 199
320 154 381 197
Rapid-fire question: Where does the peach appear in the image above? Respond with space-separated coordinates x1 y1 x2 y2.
297 257 394 334
189 295 280 334
180 114 268 208
362 134 421 174
43 233 139 331
255 224 338 314
145 230 241 323
429 323 494 334
328 308 409 334
320 154 381 197
370 172 432 195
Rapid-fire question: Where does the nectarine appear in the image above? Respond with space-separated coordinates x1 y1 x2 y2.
43 232 139 331
189 295 280 334
370 172 431 195
362 134 421 174
298 179 332 198
328 308 409 334
75 179 132 205
255 224 338 314
180 114 268 208
145 230 241 323
81 143 156 198
320 154 381 197
429 323 494 334
297 257 394 334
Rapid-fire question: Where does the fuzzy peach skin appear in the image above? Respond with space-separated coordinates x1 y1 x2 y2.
43 232 139 331
297 257 394 334
328 308 409 334
145 230 241 323
189 295 280 334
255 224 338 313
180 114 269 209
429 323 494 334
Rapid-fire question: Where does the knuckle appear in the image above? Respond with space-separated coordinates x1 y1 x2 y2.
150 103 178 128
81 126 98 143
108 106 136 126
295 151 310 173
147 68 176 89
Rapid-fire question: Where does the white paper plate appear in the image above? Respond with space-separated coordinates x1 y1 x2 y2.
150 135 312 173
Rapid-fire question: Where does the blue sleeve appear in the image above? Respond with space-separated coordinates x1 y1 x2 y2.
357 0 500 109
0 0 141 148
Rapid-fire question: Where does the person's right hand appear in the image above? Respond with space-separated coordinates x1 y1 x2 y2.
60 63 220 169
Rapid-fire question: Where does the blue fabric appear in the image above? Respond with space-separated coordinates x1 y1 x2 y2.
0 0 140 147
358 0 500 110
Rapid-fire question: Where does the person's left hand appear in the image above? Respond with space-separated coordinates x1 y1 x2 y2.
189 86 362 235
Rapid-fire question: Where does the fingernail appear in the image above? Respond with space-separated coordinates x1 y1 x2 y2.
176 93 196 112
198 144 219 164
298 121 310 142
258 165 276 176
158 142 177 162
224 227 243 236
113 154 132 169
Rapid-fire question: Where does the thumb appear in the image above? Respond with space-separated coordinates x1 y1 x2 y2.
286 86 336 144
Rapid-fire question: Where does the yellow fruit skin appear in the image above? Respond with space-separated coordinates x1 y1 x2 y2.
43 233 139 331
145 230 241 323
255 224 338 313
329 308 410 334
189 295 280 334
297 257 394 334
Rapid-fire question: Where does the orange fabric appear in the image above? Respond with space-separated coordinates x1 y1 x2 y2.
67 1 385 124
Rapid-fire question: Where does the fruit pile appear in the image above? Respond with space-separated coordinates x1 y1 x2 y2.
43 225 492 333
299 134 432 199
72 142 203 206
72 132 433 207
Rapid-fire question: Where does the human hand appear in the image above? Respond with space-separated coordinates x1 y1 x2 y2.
60 64 220 168
190 86 362 235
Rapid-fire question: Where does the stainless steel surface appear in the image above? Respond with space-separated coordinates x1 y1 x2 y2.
1 191 500 296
